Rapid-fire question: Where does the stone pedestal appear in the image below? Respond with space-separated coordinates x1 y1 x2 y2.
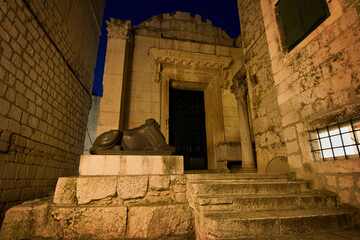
79 155 184 175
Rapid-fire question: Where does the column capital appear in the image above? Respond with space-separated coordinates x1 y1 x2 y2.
106 18 131 40
230 79 247 100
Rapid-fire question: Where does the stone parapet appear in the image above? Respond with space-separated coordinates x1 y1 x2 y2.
79 155 184 175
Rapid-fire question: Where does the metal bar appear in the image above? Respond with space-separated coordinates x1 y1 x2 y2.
337 123 348 159
316 128 325 161
326 126 336 160
350 119 360 157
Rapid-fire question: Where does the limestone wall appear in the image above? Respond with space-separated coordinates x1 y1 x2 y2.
0 0 105 223
237 0 287 172
255 0 360 208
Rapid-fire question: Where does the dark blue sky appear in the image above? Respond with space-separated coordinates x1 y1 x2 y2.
93 0 241 96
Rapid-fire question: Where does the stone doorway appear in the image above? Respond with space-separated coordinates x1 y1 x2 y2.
169 88 207 170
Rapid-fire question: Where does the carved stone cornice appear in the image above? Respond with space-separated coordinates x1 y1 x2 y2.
106 18 131 40
149 48 232 69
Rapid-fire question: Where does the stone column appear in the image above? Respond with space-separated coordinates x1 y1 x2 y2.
231 80 256 171
97 19 132 136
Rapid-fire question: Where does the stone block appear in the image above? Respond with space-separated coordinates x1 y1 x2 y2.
171 175 186 184
117 176 148 200
149 175 170 190
338 176 354 189
79 155 184 175
53 177 76 205
175 192 187 202
50 206 128 239
215 142 241 162
0 202 33 240
76 177 117 204
126 204 194 239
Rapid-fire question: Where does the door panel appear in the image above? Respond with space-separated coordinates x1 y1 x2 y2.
169 89 207 170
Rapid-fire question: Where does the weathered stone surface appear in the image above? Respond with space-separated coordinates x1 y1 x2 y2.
117 176 148 199
149 175 170 190
50 206 127 239
126 204 194 239
338 176 354 189
53 177 77 205
77 177 117 204
79 155 184 175
0 198 128 240
0 201 34 240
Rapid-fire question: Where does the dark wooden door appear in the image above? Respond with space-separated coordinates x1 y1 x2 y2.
169 89 207 170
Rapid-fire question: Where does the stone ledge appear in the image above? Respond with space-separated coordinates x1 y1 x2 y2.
0 199 194 240
79 155 184 175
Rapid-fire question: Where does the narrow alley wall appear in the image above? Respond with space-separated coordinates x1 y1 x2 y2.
237 0 287 172
0 0 105 223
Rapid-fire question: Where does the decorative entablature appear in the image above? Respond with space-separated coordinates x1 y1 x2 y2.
106 18 131 40
149 48 232 69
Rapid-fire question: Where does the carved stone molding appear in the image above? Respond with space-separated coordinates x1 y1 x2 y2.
149 48 232 69
107 18 131 40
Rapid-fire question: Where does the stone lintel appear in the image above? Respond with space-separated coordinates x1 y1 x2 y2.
79 155 184 175
149 48 232 69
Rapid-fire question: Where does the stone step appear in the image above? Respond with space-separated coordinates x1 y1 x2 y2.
186 173 293 181
197 207 356 239
188 181 310 196
195 191 338 212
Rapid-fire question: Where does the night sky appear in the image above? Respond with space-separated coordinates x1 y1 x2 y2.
93 0 241 96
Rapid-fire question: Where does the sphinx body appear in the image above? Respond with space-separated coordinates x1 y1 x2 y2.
90 119 176 155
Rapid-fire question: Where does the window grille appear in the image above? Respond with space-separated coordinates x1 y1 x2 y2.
309 118 360 161
276 0 330 51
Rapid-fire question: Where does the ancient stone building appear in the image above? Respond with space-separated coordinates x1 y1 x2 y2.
97 0 360 210
1 0 360 238
0 0 105 223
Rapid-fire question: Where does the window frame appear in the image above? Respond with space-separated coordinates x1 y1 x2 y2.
276 0 330 51
309 118 360 161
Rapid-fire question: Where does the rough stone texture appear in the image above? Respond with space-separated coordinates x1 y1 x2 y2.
53 177 76 205
0 198 127 240
0 0 105 223
149 175 170 190
126 204 194 239
77 177 117 204
117 176 148 200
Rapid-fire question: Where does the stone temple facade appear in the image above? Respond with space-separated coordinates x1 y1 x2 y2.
1 0 360 238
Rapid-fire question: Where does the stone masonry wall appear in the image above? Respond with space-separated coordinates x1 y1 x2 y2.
0 0 104 224
237 0 287 172
260 0 360 208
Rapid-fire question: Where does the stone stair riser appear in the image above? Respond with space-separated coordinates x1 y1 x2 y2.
196 195 338 212
199 212 355 239
189 182 310 196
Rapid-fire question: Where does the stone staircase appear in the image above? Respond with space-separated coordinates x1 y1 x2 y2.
186 173 357 239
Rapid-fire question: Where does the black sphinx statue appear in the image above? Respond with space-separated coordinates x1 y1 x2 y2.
90 118 176 155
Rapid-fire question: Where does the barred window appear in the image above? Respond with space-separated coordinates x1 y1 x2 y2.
309 118 360 161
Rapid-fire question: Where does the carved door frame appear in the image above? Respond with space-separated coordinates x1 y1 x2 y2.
149 48 232 170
